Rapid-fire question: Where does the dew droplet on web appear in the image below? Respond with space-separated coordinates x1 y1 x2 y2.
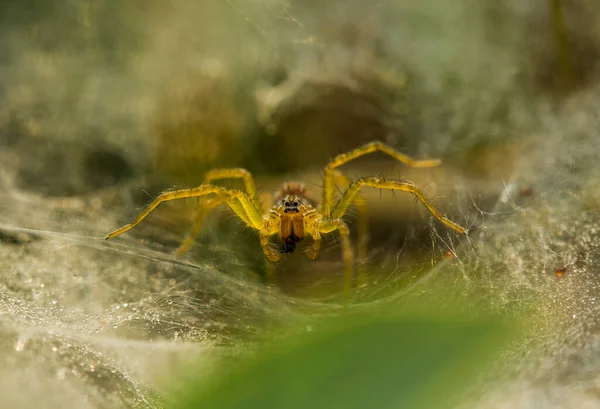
15 339 25 352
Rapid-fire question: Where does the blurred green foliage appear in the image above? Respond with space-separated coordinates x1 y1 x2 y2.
174 309 514 409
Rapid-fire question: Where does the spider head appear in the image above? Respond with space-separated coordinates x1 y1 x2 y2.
273 187 315 254
281 197 302 214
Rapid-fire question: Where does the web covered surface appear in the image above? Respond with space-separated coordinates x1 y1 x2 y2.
1 0 600 408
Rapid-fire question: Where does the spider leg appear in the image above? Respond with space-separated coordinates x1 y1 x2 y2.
175 168 261 255
322 141 441 217
332 170 368 266
304 216 321 260
331 177 466 234
178 193 279 265
260 229 281 262
305 232 321 260
202 168 261 209
176 196 227 255
318 218 354 299
107 184 283 281
105 185 266 240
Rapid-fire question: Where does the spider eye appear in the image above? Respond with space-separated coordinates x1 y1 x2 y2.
292 201 299 206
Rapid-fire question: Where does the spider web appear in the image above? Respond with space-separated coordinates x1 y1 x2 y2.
1 0 600 408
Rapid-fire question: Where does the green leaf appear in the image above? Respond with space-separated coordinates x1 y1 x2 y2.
175 312 511 409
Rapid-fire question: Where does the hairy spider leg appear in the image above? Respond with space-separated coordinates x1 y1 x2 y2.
315 218 354 299
202 168 261 209
105 185 280 261
259 216 282 263
303 213 322 260
176 196 227 255
331 177 466 234
256 192 279 286
322 141 441 217
177 168 261 254
332 170 369 268
105 185 261 237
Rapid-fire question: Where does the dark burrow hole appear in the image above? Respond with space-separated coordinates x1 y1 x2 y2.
82 149 134 190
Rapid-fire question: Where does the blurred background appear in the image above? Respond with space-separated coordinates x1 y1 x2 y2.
0 0 600 408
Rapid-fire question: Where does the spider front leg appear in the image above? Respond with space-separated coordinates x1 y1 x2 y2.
322 141 441 217
177 168 262 254
106 185 265 241
331 177 466 234
176 196 226 255
258 219 283 287
304 227 321 260
260 231 281 262
202 168 261 209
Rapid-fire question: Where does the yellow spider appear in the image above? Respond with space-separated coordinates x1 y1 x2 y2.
106 141 466 294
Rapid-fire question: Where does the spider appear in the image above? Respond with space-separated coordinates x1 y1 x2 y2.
106 141 466 294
